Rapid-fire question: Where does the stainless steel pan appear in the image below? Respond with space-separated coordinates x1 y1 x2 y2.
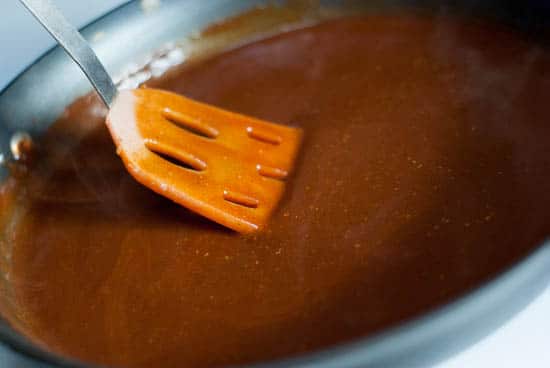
1 1 550 367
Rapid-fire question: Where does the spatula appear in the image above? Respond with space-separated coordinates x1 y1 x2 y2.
20 0 302 233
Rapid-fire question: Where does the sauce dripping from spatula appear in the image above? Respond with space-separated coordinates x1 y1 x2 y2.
20 0 302 233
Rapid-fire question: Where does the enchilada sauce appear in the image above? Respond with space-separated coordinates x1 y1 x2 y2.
4 16 550 368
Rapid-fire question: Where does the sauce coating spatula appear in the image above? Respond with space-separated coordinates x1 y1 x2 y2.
20 0 303 233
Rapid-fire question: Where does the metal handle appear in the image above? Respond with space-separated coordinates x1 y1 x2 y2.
19 0 118 107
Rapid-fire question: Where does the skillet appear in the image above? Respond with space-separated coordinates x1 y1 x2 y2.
1 1 550 367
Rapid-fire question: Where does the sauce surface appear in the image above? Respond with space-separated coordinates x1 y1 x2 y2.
4 15 550 368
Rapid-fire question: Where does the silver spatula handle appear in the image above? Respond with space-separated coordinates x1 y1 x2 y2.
19 0 118 107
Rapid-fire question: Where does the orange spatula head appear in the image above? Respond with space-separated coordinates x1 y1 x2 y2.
106 88 302 233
